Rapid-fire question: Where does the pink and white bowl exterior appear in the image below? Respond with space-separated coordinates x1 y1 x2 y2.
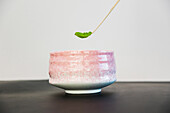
49 50 116 94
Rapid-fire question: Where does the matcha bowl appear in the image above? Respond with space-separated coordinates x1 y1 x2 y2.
49 50 116 94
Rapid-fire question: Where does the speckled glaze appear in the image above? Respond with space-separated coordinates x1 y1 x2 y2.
49 50 116 94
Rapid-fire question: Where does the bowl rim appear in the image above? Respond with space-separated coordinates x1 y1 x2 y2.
50 50 114 56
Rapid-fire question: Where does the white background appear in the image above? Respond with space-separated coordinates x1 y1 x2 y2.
0 0 170 81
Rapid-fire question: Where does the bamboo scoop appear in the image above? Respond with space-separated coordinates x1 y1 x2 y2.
75 0 120 38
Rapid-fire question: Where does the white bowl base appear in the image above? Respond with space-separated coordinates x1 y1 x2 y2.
65 89 101 94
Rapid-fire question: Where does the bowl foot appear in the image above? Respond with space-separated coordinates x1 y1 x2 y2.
65 89 101 94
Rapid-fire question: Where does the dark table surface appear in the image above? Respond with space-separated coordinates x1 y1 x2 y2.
0 80 170 113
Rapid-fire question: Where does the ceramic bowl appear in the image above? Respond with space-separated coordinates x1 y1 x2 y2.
49 50 116 94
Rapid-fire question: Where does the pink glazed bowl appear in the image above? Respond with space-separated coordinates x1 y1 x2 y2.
49 50 116 94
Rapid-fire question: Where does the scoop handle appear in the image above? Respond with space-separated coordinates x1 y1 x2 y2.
92 0 120 34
